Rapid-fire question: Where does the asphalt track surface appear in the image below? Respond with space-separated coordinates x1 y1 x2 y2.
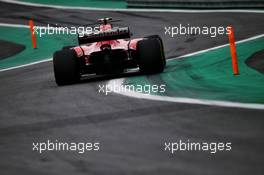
246 49 264 74
0 40 25 60
0 2 264 175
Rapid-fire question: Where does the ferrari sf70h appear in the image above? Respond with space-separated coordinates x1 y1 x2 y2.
53 17 166 86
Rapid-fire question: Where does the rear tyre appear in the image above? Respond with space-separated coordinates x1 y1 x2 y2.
137 38 165 74
146 35 166 66
53 49 80 86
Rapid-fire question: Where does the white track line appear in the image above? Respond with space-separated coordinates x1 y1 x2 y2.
0 22 71 30
107 34 264 110
171 33 264 60
1 0 264 13
109 78 264 110
0 58 52 72
0 22 72 72
0 23 53 72
0 22 29 28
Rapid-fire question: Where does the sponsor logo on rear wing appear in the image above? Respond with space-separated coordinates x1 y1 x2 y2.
78 27 130 44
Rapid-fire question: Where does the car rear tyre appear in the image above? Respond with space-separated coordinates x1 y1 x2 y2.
53 49 80 86
146 35 166 66
137 38 165 74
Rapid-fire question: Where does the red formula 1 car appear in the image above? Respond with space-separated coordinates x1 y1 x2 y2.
53 17 166 86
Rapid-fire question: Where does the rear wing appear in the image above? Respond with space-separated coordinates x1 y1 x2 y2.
78 27 130 45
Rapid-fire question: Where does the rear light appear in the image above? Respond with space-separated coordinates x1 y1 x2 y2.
100 44 111 51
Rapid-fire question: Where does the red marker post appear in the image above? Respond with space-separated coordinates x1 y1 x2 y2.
29 20 37 49
228 26 239 75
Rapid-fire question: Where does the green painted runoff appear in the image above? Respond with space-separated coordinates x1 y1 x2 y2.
124 37 264 103
17 0 127 8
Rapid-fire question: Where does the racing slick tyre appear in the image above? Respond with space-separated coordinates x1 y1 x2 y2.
53 49 80 86
146 35 166 66
137 38 165 74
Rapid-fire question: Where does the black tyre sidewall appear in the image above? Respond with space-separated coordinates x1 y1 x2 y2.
137 38 165 74
53 49 80 85
146 35 166 66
